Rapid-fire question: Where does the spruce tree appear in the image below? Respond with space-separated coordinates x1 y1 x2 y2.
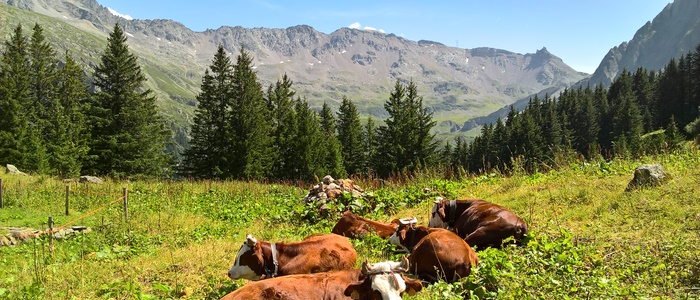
336 96 364 176
228 47 271 179
87 23 170 177
265 74 297 179
320 102 336 135
291 97 326 180
181 45 233 178
0 24 38 171
362 116 378 176
52 52 90 177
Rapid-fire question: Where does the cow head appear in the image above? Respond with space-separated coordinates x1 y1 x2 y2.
428 199 448 228
228 234 265 281
344 257 422 300
388 217 417 253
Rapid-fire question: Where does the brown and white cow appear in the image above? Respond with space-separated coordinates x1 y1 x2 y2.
429 199 528 249
332 210 401 239
221 258 423 300
389 218 478 283
228 233 356 281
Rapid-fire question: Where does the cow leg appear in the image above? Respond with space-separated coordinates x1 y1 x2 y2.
417 272 439 283
464 227 496 249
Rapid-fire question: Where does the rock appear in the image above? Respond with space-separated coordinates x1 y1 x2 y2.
626 164 669 191
351 189 363 198
328 183 340 190
322 175 334 185
326 189 343 199
80 175 103 184
6 164 27 176
6 234 16 245
316 192 328 199
0 236 10 246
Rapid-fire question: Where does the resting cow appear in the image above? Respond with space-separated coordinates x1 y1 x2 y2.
228 233 356 281
429 199 528 249
221 258 423 300
332 210 401 239
389 218 478 283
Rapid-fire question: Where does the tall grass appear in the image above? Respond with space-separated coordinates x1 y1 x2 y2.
0 145 698 299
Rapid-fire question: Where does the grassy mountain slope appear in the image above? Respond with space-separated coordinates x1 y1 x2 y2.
0 146 698 298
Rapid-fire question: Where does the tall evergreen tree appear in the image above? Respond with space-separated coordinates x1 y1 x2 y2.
320 102 336 135
181 45 233 178
265 74 297 179
228 47 271 179
376 79 436 177
336 96 364 176
0 24 37 171
51 52 90 177
87 23 170 177
362 116 378 176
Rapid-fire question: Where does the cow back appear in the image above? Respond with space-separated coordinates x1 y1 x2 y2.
277 233 357 275
332 211 399 239
221 269 361 300
409 229 478 283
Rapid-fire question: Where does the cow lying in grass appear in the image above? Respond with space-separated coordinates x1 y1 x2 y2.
228 233 356 280
332 210 401 239
429 199 528 249
390 217 478 283
222 257 423 300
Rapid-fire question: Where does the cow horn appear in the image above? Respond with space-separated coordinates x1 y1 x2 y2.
396 256 410 272
361 260 370 275
409 217 417 224
399 219 408 225
433 200 441 204
245 234 257 246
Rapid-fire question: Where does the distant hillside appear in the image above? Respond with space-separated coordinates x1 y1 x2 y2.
586 0 700 86
0 0 587 149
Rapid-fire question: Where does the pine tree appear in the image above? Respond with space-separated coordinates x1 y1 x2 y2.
336 96 364 176
228 47 271 179
0 24 36 171
51 52 90 177
610 71 643 155
376 79 436 177
291 97 329 180
320 102 336 135
181 45 233 178
87 23 170 177
362 116 378 176
665 115 683 150
265 74 297 179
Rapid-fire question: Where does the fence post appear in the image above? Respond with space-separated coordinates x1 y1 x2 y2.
0 178 3 208
123 187 128 222
48 216 54 255
65 185 70 215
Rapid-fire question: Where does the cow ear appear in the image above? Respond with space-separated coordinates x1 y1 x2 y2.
344 282 363 299
246 234 257 247
436 202 447 219
402 275 423 296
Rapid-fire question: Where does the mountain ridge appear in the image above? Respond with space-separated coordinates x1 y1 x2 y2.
1 0 588 147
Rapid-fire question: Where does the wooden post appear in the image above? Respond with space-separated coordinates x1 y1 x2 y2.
123 187 128 222
0 178 3 208
48 216 54 255
65 185 70 215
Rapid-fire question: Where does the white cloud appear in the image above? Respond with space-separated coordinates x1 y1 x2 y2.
379 29 385 33
363 26 377 31
348 22 361 29
107 7 133 20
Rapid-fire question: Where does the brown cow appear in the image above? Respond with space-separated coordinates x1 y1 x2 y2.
389 218 478 283
332 210 401 239
429 199 528 249
228 233 356 281
221 258 423 300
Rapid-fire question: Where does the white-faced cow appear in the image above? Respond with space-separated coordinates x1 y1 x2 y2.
221 257 423 300
429 199 528 249
228 233 356 281
332 210 401 239
389 217 478 283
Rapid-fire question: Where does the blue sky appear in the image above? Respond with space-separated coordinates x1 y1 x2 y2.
97 0 671 74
